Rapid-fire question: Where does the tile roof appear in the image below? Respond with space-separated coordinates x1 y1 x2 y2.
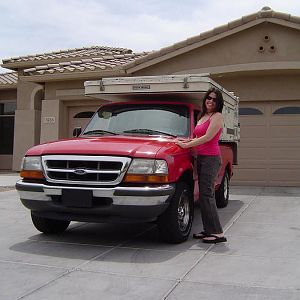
124 7 300 71
23 50 149 76
0 72 18 87
2 46 134 64
1 45 149 77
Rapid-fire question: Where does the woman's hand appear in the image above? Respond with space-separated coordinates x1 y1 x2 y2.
175 141 190 149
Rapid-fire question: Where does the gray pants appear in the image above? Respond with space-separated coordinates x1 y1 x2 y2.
197 155 223 234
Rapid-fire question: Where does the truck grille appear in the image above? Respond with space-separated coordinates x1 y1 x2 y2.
42 155 131 185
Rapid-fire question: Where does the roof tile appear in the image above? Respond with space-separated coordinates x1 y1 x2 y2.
199 29 214 40
228 18 244 29
241 12 258 23
0 72 18 86
259 9 274 18
48 63 60 68
273 12 291 21
35 65 48 70
158 45 174 55
172 40 187 50
290 15 300 24
213 24 229 35
186 34 202 45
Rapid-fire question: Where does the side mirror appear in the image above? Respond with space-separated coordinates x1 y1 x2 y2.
73 127 82 137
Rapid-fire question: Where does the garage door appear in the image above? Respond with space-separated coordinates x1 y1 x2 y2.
68 106 100 137
232 101 300 186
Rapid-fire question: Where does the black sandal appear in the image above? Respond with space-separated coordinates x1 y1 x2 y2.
192 231 208 239
202 234 227 244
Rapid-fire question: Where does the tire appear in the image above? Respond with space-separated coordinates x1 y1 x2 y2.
31 212 70 234
215 170 229 208
157 182 194 243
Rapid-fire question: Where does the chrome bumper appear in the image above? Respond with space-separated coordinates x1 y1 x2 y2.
16 180 175 206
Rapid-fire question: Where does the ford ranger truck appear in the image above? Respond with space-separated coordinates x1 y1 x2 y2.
16 75 238 243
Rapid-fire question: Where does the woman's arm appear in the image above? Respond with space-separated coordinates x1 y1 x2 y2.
176 113 223 148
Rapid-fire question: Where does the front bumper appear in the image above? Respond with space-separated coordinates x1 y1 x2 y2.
16 180 175 223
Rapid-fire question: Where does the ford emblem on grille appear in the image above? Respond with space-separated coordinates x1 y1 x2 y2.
73 168 87 175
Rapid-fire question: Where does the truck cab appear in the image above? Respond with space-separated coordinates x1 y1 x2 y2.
16 75 239 243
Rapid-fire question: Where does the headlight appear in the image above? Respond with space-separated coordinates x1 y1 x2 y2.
124 159 168 183
22 156 42 170
127 159 168 175
20 156 44 179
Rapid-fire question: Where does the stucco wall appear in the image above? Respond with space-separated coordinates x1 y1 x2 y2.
133 23 300 76
215 73 300 102
12 77 44 170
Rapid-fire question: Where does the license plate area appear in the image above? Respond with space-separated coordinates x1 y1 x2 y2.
62 189 93 208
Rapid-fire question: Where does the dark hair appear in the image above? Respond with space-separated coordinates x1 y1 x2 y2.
200 87 224 118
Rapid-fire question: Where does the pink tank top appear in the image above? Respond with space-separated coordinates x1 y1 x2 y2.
193 118 222 155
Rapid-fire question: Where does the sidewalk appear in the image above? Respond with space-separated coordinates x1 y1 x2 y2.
0 171 20 188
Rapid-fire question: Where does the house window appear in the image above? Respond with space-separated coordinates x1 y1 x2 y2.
0 102 16 155
239 107 263 115
273 107 300 115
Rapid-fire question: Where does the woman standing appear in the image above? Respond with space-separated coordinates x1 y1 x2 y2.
176 88 227 244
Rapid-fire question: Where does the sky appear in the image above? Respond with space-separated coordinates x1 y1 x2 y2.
1 0 300 73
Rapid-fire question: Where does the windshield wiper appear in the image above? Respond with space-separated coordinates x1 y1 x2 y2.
123 128 177 137
82 129 118 136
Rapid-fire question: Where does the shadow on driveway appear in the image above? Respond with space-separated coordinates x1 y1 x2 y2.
10 199 245 263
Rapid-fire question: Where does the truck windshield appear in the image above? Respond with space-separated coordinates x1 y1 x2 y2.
83 104 190 137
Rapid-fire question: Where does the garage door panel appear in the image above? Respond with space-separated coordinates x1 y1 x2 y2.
239 148 267 159
236 160 268 168
270 148 300 160
270 117 300 126
240 118 266 126
270 139 300 147
233 168 268 181
270 161 300 168
270 169 300 184
270 126 299 137
240 126 267 138
239 138 268 148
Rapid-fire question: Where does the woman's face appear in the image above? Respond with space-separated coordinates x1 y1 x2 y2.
205 92 217 113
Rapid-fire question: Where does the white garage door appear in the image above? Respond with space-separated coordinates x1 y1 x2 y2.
232 101 300 186
68 106 100 137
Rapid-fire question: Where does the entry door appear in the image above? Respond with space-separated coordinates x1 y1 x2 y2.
68 106 99 137
0 101 16 170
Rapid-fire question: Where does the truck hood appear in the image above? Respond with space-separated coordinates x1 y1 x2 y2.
26 135 178 158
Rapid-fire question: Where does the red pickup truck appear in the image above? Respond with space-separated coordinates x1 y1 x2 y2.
16 75 238 243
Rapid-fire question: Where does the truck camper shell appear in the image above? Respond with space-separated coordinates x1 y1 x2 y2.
84 74 240 143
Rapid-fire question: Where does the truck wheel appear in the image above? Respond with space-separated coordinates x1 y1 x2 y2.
157 182 194 243
215 170 229 208
31 212 70 234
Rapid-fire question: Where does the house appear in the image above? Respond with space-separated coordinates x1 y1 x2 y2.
1 6 300 186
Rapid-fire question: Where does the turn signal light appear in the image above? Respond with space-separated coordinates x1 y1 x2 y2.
20 170 45 179
123 174 168 183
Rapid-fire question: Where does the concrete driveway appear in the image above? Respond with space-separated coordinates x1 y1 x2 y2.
1 180 300 299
